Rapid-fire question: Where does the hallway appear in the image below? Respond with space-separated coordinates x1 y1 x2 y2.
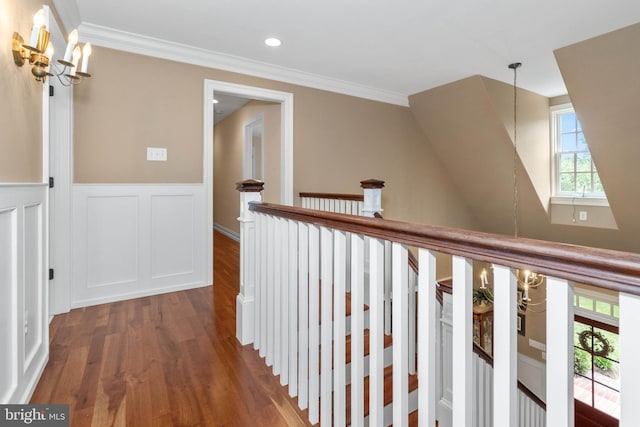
30 231 310 426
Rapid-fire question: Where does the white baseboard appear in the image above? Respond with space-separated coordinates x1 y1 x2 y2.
71 280 211 309
214 223 240 242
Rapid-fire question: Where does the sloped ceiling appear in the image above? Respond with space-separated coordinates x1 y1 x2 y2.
408 76 549 236
555 23 640 253
407 66 640 253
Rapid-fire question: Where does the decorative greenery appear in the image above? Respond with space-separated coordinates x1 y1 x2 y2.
574 350 590 375
594 356 613 372
473 288 493 305
579 330 613 357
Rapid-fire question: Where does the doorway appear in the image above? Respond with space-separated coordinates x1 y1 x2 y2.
203 79 294 282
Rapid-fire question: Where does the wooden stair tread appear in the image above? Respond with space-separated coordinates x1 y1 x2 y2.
318 290 369 318
344 330 393 365
343 364 419 425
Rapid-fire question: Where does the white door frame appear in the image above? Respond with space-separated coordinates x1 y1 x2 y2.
203 79 294 284
46 7 74 315
243 113 265 180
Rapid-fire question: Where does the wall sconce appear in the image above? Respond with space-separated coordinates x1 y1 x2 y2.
12 8 92 86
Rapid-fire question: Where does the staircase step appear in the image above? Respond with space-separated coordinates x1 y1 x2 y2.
344 364 419 425
344 329 393 365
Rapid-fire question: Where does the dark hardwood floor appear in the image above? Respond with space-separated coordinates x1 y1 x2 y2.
31 231 310 427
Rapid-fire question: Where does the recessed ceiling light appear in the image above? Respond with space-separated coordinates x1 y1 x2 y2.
212 99 219 104
264 37 282 47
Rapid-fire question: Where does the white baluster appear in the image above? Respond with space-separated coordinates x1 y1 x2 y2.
351 233 365 427
369 237 385 426
308 224 320 424
493 264 517 427
266 215 275 367
384 241 392 334
279 217 289 385
298 222 309 410
408 265 417 375
259 214 268 358
288 219 299 397
320 227 333 426
333 230 347 426
273 217 282 376
418 248 437 427
392 243 409 426
254 213 263 351
452 255 473 427
620 292 640 425
545 276 573 426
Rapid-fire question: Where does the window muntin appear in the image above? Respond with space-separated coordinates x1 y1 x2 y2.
552 105 606 198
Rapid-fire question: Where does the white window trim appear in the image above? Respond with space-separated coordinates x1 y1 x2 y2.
573 286 619 327
550 196 609 207
550 103 606 200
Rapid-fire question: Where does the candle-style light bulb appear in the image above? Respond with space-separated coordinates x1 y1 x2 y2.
63 29 78 62
70 45 82 76
80 43 92 73
29 9 45 47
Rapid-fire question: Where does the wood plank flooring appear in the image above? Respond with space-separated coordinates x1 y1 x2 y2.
31 231 311 427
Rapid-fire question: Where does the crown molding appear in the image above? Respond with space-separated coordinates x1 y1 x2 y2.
77 22 409 107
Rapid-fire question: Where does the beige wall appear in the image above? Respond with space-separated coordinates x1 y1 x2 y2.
0 0 47 182
214 100 281 234
74 46 476 234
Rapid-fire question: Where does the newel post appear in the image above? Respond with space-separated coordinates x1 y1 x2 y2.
236 179 264 345
360 179 385 218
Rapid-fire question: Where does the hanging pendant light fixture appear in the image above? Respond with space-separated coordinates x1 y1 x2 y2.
508 61 546 313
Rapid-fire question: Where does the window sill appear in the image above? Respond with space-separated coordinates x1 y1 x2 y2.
550 196 609 207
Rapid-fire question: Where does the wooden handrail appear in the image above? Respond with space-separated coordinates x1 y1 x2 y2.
249 201 640 296
299 192 364 202
375 212 421 274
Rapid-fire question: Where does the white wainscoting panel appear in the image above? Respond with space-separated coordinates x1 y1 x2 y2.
0 184 48 404
72 184 208 308
518 353 546 402
23 203 44 373
0 204 18 403
87 195 139 288
151 195 194 279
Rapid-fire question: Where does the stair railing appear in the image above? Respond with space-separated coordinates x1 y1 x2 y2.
236 179 640 427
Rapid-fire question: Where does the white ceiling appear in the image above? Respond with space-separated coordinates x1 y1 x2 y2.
70 0 640 100
213 93 251 123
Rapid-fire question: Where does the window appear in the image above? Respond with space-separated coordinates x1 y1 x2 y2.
551 104 605 198
573 288 620 422
574 318 620 421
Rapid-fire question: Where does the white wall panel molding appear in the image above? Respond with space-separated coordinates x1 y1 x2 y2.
518 353 546 402
0 185 49 404
72 184 209 308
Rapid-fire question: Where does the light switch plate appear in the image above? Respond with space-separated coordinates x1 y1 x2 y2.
529 338 546 351
147 147 167 161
